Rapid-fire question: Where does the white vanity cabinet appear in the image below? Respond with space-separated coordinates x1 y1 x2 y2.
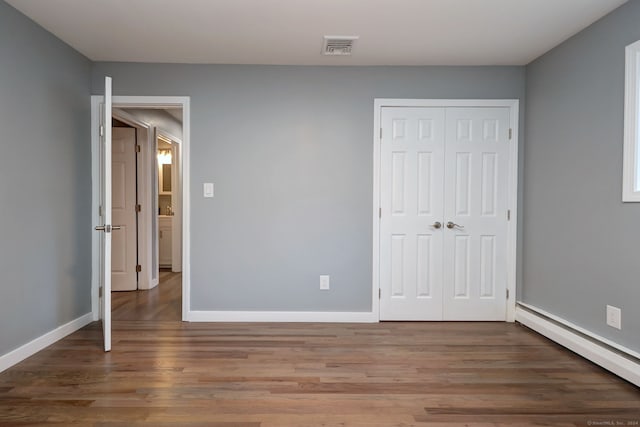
159 216 173 267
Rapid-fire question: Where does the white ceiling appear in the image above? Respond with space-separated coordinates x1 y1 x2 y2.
6 0 627 66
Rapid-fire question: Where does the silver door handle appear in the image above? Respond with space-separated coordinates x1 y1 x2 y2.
446 221 464 229
432 221 442 229
94 225 121 232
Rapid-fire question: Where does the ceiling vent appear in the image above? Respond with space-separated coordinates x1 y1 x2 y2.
322 36 359 56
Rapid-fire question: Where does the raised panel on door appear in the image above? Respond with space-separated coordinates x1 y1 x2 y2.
379 107 445 320
442 107 510 320
111 127 137 291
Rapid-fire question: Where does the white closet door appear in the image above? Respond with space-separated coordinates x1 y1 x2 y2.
379 107 446 320
442 107 510 320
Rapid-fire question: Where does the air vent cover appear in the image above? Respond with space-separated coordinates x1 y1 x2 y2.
322 36 359 56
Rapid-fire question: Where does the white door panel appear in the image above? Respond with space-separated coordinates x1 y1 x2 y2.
380 107 445 320
443 107 509 320
111 127 137 291
379 106 510 321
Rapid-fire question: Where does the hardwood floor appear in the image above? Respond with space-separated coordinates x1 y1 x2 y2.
112 269 181 321
1 275 638 426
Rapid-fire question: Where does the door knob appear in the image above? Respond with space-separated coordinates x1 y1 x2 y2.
447 221 464 229
112 225 122 231
94 225 106 231
432 221 442 229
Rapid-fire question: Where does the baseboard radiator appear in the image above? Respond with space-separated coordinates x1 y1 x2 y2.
515 302 640 387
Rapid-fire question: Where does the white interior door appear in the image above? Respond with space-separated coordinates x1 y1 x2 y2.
379 106 510 321
111 127 137 291
442 107 509 320
95 76 112 352
379 107 446 320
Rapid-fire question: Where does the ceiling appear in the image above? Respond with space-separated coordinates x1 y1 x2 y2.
6 0 627 66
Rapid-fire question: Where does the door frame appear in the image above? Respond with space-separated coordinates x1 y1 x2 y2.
156 129 183 273
112 108 153 290
91 95 191 321
372 99 519 322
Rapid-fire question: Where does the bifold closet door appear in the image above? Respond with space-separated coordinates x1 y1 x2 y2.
379 106 510 321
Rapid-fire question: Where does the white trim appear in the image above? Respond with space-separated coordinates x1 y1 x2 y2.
515 305 640 387
372 99 519 322
623 39 640 202
517 302 640 360
91 95 191 322
91 96 101 321
181 101 191 321
187 310 378 323
505 101 519 322
0 313 93 373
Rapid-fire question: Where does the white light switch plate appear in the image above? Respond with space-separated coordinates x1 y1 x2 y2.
320 275 330 290
203 183 214 198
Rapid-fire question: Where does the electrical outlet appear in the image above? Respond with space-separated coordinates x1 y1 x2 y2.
606 305 622 330
320 275 330 290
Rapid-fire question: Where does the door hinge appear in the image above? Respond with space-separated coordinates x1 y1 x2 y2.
379 207 382 218
508 128 513 140
507 209 511 221
99 125 104 137
136 265 142 273
379 288 381 299
379 128 382 139
136 204 142 213
506 289 510 299
136 145 141 153
99 286 103 298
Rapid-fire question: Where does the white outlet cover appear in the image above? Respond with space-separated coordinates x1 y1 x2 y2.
320 275 330 290
606 305 622 330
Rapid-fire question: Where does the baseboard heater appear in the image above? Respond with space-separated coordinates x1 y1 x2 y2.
515 302 640 387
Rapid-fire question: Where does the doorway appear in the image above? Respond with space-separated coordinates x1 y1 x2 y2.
108 109 183 321
373 99 519 322
91 96 191 324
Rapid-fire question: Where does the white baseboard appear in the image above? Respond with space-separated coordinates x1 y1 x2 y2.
0 313 93 373
186 310 378 323
515 304 640 387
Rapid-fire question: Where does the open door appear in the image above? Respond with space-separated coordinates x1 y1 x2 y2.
95 76 113 352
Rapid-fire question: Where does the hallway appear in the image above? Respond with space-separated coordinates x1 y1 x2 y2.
111 270 181 321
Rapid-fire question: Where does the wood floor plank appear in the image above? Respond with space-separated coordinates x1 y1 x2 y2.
0 273 638 425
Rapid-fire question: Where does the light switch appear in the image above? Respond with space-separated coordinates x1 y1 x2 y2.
203 183 214 198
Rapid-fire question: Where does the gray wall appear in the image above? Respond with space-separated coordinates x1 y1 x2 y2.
0 2 92 355
524 1 640 352
91 64 525 312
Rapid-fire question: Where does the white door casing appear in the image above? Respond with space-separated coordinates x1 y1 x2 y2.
97 76 112 351
376 101 517 321
92 95 190 323
111 127 138 291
